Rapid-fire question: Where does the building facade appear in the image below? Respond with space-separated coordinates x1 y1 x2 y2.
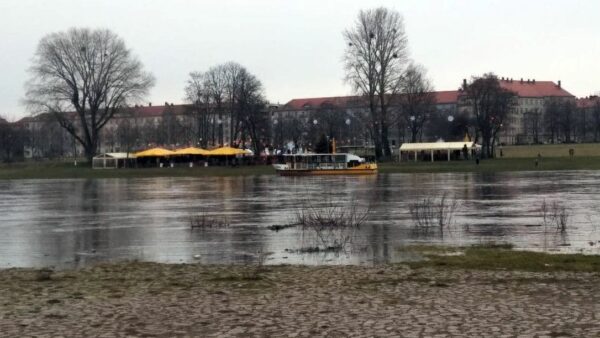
16 78 586 160
274 78 576 150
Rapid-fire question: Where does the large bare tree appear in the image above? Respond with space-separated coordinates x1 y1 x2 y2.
25 28 154 161
344 7 408 160
398 63 436 142
223 62 244 143
462 74 517 158
523 108 543 144
186 62 267 153
234 68 268 154
204 65 228 145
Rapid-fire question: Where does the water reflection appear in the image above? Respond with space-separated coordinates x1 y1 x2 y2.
1 171 600 269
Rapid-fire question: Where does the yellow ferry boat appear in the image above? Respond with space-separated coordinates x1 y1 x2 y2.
273 153 378 176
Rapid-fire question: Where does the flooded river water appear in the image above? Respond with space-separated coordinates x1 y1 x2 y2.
1 171 600 269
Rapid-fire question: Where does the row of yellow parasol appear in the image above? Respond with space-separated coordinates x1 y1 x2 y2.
134 146 252 158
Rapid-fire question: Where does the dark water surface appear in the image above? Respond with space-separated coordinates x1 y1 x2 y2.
1 171 600 269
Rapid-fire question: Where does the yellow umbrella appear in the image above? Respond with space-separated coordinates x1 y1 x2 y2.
207 146 249 156
173 147 210 156
134 147 176 157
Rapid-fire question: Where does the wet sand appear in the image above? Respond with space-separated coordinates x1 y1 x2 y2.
1 262 599 337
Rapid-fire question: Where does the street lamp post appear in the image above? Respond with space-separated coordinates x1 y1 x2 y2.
272 119 278 148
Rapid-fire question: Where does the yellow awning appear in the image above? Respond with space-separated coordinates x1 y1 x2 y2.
173 147 210 156
134 147 176 157
207 146 250 156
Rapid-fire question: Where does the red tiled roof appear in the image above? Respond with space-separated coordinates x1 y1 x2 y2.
498 80 573 98
434 91 460 104
116 104 190 119
282 81 573 110
16 104 192 124
283 92 460 109
283 96 362 110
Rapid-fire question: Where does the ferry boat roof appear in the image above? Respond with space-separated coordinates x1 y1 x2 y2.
283 153 365 162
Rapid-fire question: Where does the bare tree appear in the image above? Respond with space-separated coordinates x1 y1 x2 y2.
344 7 408 160
25 28 154 162
184 71 212 147
275 115 308 151
592 99 600 142
187 62 268 153
544 98 577 143
25 115 72 159
234 68 268 154
523 108 542 144
0 119 26 162
309 104 348 143
398 63 436 142
223 62 244 144
558 100 577 143
461 74 517 158
544 99 561 143
204 65 227 146
158 105 185 147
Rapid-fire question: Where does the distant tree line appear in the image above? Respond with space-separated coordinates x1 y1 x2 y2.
18 17 600 162
183 62 270 155
0 119 27 162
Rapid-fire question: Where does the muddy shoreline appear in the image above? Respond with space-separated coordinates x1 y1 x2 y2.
1 262 599 337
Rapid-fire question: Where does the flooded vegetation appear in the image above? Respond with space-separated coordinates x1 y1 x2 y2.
1 171 600 269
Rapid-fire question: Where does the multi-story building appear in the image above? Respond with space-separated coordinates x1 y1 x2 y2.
576 95 600 142
16 77 584 159
492 78 574 144
273 92 461 152
20 102 241 158
275 78 576 149
20 101 276 158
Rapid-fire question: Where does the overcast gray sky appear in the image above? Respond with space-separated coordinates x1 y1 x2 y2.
1 0 599 119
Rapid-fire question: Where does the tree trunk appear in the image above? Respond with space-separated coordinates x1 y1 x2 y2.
381 122 391 159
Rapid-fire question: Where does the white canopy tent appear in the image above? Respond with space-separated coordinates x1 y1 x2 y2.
399 142 481 162
92 153 137 169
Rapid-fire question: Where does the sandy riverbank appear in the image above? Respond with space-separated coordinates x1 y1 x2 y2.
1 261 599 337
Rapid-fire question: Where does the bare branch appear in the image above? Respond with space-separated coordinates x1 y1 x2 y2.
24 28 154 161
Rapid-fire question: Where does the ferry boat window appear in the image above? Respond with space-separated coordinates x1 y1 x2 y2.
348 160 360 168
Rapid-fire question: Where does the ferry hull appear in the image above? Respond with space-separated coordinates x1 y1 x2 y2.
275 164 378 176
277 169 377 176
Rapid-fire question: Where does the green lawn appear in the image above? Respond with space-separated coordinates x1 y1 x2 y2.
380 156 600 173
402 244 600 273
500 143 600 158
3 152 600 179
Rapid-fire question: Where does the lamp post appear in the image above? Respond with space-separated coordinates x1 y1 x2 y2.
272 119 278 148
210 118 215 146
